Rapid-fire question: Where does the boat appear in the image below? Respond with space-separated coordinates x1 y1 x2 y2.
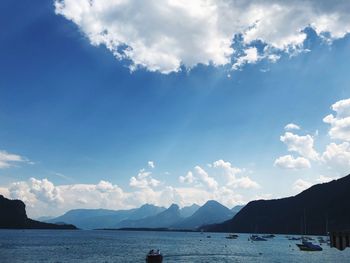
225 233 239 239
250 235 267 241
146 249 163 263
296 240 323 251
262 234 275 238
288 237 302 241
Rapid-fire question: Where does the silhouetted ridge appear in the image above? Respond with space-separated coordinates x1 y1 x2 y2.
203 174 350 235
0 195 77 229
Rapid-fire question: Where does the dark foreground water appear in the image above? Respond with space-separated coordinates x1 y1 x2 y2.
0 230 349 262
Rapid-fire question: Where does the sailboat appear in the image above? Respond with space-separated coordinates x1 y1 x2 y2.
295 209 322 251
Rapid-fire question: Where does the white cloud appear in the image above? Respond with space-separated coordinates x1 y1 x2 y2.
55 0 350 73
0 157 262 217
147 161 155 169
193 165 218 191
280 132 319 160
6 178 129 218
179 171 195 184
212 159 242 176
274 155 311 169
293 178 312 192
230 176 260 189
254 193 273 200
212 159 259 189
316 175 338 184
232 47 260 70
293 175 338 193
0 150 27 168
322 142 350 171
180 160 259 190
284 123 301 131
129 169 160 189
323 98 350 141
8 181 36 205
28 178 64 204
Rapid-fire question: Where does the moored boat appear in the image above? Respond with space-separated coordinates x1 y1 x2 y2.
262 234 275 239
296 241 323 251
146 249 163 263
226 233 239 239
250 235 267 241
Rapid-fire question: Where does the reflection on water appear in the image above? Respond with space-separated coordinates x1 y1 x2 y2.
0 230 349 263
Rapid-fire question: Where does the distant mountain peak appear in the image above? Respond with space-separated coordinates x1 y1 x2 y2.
168 203 180 210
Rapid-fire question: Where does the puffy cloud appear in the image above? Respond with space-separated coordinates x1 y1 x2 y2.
229 176 260 189
147 161 155 169
293 175 338 193
129 169 161 189
179 171 195 184
322 142 350 170
212 159 242 177
180 160 259 190
28 178 63 204
284 123 301 131
232 47 261 70
0 150 27 168
193 165 218 191
95 180 114 192
323 98 350 141
0 158 261 217
0 187 9 197
274 155 311 169
293 178 312 192
212 159 259 189
316 175 339 184
6 178 129 217
254 193 273 200
55 0 350 73
8 181 36 205
280 132 319 160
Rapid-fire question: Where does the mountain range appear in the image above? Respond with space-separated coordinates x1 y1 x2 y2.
204 174 350 235
172 200 234 229
47 204 166 229
47 200 239 230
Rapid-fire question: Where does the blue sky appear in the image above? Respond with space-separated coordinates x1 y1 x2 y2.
1 0 350 217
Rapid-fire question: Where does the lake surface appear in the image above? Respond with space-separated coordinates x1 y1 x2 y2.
0 230 349 262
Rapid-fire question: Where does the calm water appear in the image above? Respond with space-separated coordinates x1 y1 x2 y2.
0 230 349 262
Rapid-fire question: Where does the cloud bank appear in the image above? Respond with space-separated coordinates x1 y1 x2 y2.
0 159 259 217
55 0 350 73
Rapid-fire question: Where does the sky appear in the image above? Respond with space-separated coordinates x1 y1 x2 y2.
1 0 350 218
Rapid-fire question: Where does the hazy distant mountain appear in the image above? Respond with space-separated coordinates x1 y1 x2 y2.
117 204 183 228
48 204 166 229
173 200 234 229
179 204 200 218
0 195 76 229
47 208 134 229
231 205 244 214
204 174 350 235
126 204 166 220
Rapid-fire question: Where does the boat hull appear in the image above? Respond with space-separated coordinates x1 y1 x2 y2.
296 243 322 251
146 255 163 263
